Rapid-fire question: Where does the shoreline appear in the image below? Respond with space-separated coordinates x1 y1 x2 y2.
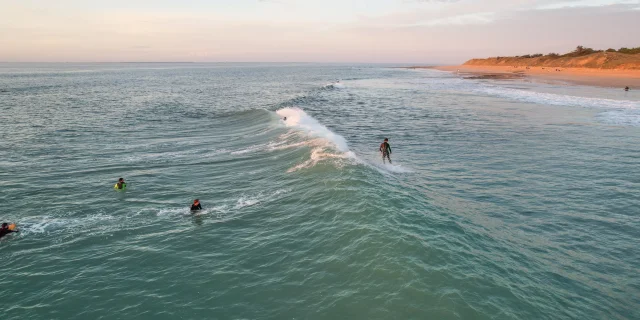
410 65 640 88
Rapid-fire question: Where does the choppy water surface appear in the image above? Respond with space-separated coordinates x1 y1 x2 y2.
1 63 639 320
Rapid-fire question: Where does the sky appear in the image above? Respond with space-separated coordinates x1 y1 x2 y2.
0 0 638 63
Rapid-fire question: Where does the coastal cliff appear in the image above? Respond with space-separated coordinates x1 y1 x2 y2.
464 51 640 70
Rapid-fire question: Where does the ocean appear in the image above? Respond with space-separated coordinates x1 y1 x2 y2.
0 63 639 320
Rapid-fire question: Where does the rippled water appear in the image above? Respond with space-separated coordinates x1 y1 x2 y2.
1 63 639 320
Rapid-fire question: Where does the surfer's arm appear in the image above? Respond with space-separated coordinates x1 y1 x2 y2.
388 145 392 153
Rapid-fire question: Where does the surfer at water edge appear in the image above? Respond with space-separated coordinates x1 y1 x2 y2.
379 138 392 164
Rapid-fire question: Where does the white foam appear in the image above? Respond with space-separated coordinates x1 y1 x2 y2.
190 209 213 216
231 138 291 156
276 107 349 152
287 148 356 172
474 85 640 126
156 206 229 217
123 148 229 163
377 163 412 173
230 144 264 155
235 189 290 209
152 189 290 220
333 82 346 89
354 154 413 175
18 214 116 235
210 204 230 214
324 81 345 89
156 207 192 217
268 136 327 152
274 108 358 172
596 110 640 126
476 85 640 110
235 196 261 209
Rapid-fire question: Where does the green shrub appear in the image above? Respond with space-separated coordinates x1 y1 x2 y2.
618 47 640 54
504 46 639 59
564 45 598 57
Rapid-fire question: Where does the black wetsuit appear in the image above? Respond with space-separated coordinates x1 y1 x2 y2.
380 142 392 163
191 203 202 211
0 227 18 239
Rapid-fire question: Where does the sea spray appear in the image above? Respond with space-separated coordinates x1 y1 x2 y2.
276 107 350 152
275 107 357 171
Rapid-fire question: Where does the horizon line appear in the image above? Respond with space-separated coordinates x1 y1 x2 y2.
0 61 448 65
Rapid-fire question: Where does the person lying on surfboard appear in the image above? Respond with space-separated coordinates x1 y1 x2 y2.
0 223 19 239
379 138 392 164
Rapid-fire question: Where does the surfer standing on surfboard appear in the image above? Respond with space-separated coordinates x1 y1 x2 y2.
380 138 392 164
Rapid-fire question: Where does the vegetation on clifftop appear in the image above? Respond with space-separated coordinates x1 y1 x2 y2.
465 46 640 69
507 46 640 59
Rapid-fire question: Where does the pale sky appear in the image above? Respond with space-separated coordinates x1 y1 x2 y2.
0 0 638 63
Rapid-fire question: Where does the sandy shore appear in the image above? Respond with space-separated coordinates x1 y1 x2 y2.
418 65 640 88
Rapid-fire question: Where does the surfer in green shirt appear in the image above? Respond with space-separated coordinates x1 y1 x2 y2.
114 177 126 190
379 138 392 164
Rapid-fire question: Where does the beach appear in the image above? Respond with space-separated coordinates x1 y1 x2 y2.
426 65 640 88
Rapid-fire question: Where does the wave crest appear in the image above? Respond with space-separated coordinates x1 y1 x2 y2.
275 107 355 172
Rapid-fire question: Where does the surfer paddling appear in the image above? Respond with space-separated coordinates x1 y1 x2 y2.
379 138 392 164
190 199 202 212
0 223 19 239
114 177 126 190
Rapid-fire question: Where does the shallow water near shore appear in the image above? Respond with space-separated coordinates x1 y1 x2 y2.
1 63 639 320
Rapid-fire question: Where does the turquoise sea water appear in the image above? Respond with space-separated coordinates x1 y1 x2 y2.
1 63 639 319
